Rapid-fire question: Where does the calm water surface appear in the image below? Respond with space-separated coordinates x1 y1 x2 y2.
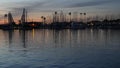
0 29 120 68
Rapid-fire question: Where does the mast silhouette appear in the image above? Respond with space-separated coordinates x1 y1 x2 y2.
8 12 15 24
21 8 27 25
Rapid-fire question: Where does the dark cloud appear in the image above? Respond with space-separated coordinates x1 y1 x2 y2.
5 0 51 18
6 0 120 12
2 0 120 18
8 0 49 12
68 0 119 8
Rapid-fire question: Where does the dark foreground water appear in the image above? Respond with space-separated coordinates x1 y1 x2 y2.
0 29 120 68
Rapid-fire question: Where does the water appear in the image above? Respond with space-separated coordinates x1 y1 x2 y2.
0 29 120 68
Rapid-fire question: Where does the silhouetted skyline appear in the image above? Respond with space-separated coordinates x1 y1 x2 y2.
0 0 120 23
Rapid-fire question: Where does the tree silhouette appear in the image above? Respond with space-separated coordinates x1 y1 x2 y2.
84 13 86 23
69 12 71 22
84 13 86 15
55 11 57 22
41 16 44 23
80 13 82 15
80 13 83 22
4 14 8 24
55 11 57 15
43 17 46 24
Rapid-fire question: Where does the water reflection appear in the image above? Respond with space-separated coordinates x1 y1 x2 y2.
0 29 120 68
1 29 120 49
19 30 27 48
2 30 14 48
8 30 14 45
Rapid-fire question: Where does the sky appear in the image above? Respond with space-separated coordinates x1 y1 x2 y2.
0 0 120 23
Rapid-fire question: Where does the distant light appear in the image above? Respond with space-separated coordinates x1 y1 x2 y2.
32 23 35 26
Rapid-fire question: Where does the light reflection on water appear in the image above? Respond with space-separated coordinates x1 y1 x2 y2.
0 29 120 68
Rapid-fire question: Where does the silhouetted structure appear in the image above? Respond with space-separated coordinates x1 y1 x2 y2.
69 12 72 22
0 8 120 30
0 12 15 30
20 8 27 24
8 12 15 25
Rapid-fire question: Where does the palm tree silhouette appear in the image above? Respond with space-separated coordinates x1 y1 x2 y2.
41 16 46 24
43 17 46 24
4 14 7 24
55 11 57 23
69 12 71 22
41 16 44 24
84 13 86 23
84 13 86 15
80 13 83 22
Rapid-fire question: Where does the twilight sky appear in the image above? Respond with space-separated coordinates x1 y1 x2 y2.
0 0 120 23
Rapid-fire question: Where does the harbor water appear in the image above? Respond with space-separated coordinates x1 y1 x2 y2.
0 29 120 68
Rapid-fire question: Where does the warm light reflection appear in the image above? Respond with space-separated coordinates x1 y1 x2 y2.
32 29 35 39
32 23 35 27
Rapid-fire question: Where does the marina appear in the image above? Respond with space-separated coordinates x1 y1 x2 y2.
0 9 120 30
